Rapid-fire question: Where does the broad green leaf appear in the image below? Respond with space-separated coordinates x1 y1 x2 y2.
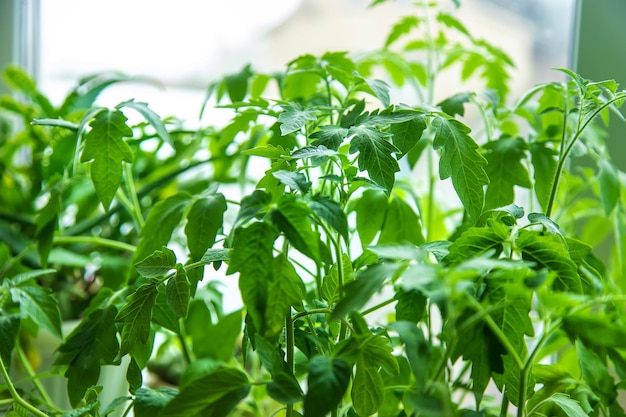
290 145 338 159
598 159 620 216
432 116 488 221
8 268 57 286
266 372 305 404
10 285 62 339
576 340 617 404
127 357 143 394
134 387 178 417
272 195 320 261
355 189 388 247
242 144 289 159
3 65 57 117
134 193 191 263
331 263 402 321
483 137 531 209
310 196 349 244
361 77 391 107
563 313 626 349
166 265 190 318
151 286 180 334
352 358 385 416
265 254 305 337
310 125 349 150
227 222 278 333
56 306 119 406
437 12 471 37
361 335 400 376
304 356 351 417
135 246 177 278
80 108 133 210
184 194 227 261
278 103 317 135
0 314 20 369
445 220 510 264
528 212 561 235
378 196 425 245
159 367 250 417
395 289 427 323
390 112 427 157
437 92 475 117
193 310 242 361
116 281 159 357
102 395 133 416
272 170 311 194
348 125 400 193
529 142 558 210
516 230 581 293
540 393 590 417
225 64 253 103
200 248 231 264
118 99 171 145
387 321 430 391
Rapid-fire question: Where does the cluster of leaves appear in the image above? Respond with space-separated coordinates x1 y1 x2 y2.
2 1 626 417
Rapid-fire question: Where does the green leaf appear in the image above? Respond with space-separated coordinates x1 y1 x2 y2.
135 246 177 278
432 115 488 221
272 170 311 194
576 340 617 404
378 196 425 245
242 144 290 159
355 190 388 247
0 314 20 369
310 196 349 244
134 387 178 417
331 263 401 321
265 254 305 337
166 265 190 318
8 268 57 286
483 137 531 209
193 310 242 361
563 313 626 349
200 248 231 264
184 194 227 261
445 220 510 264
437 92 475 117
304 356 351 417
395 289 427 323
598 159 620 216
290 145 338 160
56 306 120 406
540 393 590 417
118 99 171 145
159 367 250 417
390 112 427 157
226 64 253 102
10 285 62 339
116 281 159 357
437 12 471 37
310 125 349 150
278 103 317 135
134 193 191 263
516 230 581 293
348 125 400 193
127 358 143 395
528 212 561 235
387 321 430 392
529 142 558 211
3 65 57 117
361 335 400 376
352 358 385 416
385 15 420 48
361 77 391 107
267 372 305 405
80 108 133 209
272 195 320 261
227 222 278 334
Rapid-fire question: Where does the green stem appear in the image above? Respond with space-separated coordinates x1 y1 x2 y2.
285 312 295 417
361 297 396 316
15 344 55 409
53 235 136 253
115 189 143 231
124 163 144 229
545 93 570 218
292 309 333 322
0 355 50 417
499 391 509 417
178 319 194 364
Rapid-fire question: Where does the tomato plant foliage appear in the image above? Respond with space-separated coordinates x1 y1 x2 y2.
2 1 626 417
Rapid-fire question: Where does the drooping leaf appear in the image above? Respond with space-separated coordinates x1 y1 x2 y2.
184 194 227 261
355 189 388 247
166 265 190 318
135 246 177 279
56 306 120 406
226 222 278 334
272 170 311 194
387 321 430 392
116 281 159 357
598 159 620 216
118 99 171 145
80 109 133 210
265 254 305 337
352 358 385 416
225 64 253 103
278 103 317 136
158 367 250 417
437 92 475 117
529 142 558 211
540 393 588 417
10 284 62 339
348 125 400 193
310 196 349 244
267 372 305 405
483 136 531 209
528 212 561 236
432 115 488 221
127 357 143 395
516 230 581 293
576 341 618 404
304 356 351 417
134 193 191 263
272 195 320 261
